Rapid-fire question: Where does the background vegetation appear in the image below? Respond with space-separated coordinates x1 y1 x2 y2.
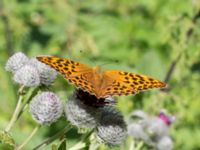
0 0 200 149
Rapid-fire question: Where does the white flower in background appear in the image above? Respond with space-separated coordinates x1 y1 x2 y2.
128 109 148 122
128 123 152 145
156 136 173 150
145 117 169 139
127 110 174 149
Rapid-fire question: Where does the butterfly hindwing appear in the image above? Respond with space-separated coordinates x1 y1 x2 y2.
67 72 96 96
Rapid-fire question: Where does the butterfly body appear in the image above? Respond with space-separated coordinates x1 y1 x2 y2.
36 56 166 99
92 65 104 89
83 66 104 97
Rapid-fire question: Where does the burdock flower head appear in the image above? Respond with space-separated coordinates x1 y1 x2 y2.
6 52 57 87
5 52 29 73
27 58 57 86
65 89 126 146
64 89 105 129
65 95 99 129
13 65 40 87
95 107 127 146
29 92 63 125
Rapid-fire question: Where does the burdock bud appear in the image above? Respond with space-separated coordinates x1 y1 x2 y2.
64 93 100 129
5 52 29 73
95 107 127 146
156 136 173 150
128 123 151 144
128 110 148 122
27 58 57 85
13 65 40 87
29 92 63 125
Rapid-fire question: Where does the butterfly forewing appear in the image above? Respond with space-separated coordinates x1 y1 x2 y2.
36 56 96 95
36 56 90 77
100 70 166 98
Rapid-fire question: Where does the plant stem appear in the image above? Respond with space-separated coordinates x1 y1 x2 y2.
32 124 72 150
68 142 86 150
135 141 144 150
163 53 182 84
5 86 25 132
17 87 39 119
16 125 40 150
129 139 135 150
5 86 38 132
69 130 93 150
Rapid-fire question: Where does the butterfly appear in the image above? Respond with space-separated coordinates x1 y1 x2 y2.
36 56 166 99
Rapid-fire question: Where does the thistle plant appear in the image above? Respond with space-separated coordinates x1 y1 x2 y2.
2 52 61 150
2 52 172 150
2 52 129 150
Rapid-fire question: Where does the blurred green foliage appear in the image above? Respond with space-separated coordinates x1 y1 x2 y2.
0 0 200 149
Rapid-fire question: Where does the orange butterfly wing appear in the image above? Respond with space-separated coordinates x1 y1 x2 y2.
99 70 166 98
36 56 96 95
37 56 166 99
